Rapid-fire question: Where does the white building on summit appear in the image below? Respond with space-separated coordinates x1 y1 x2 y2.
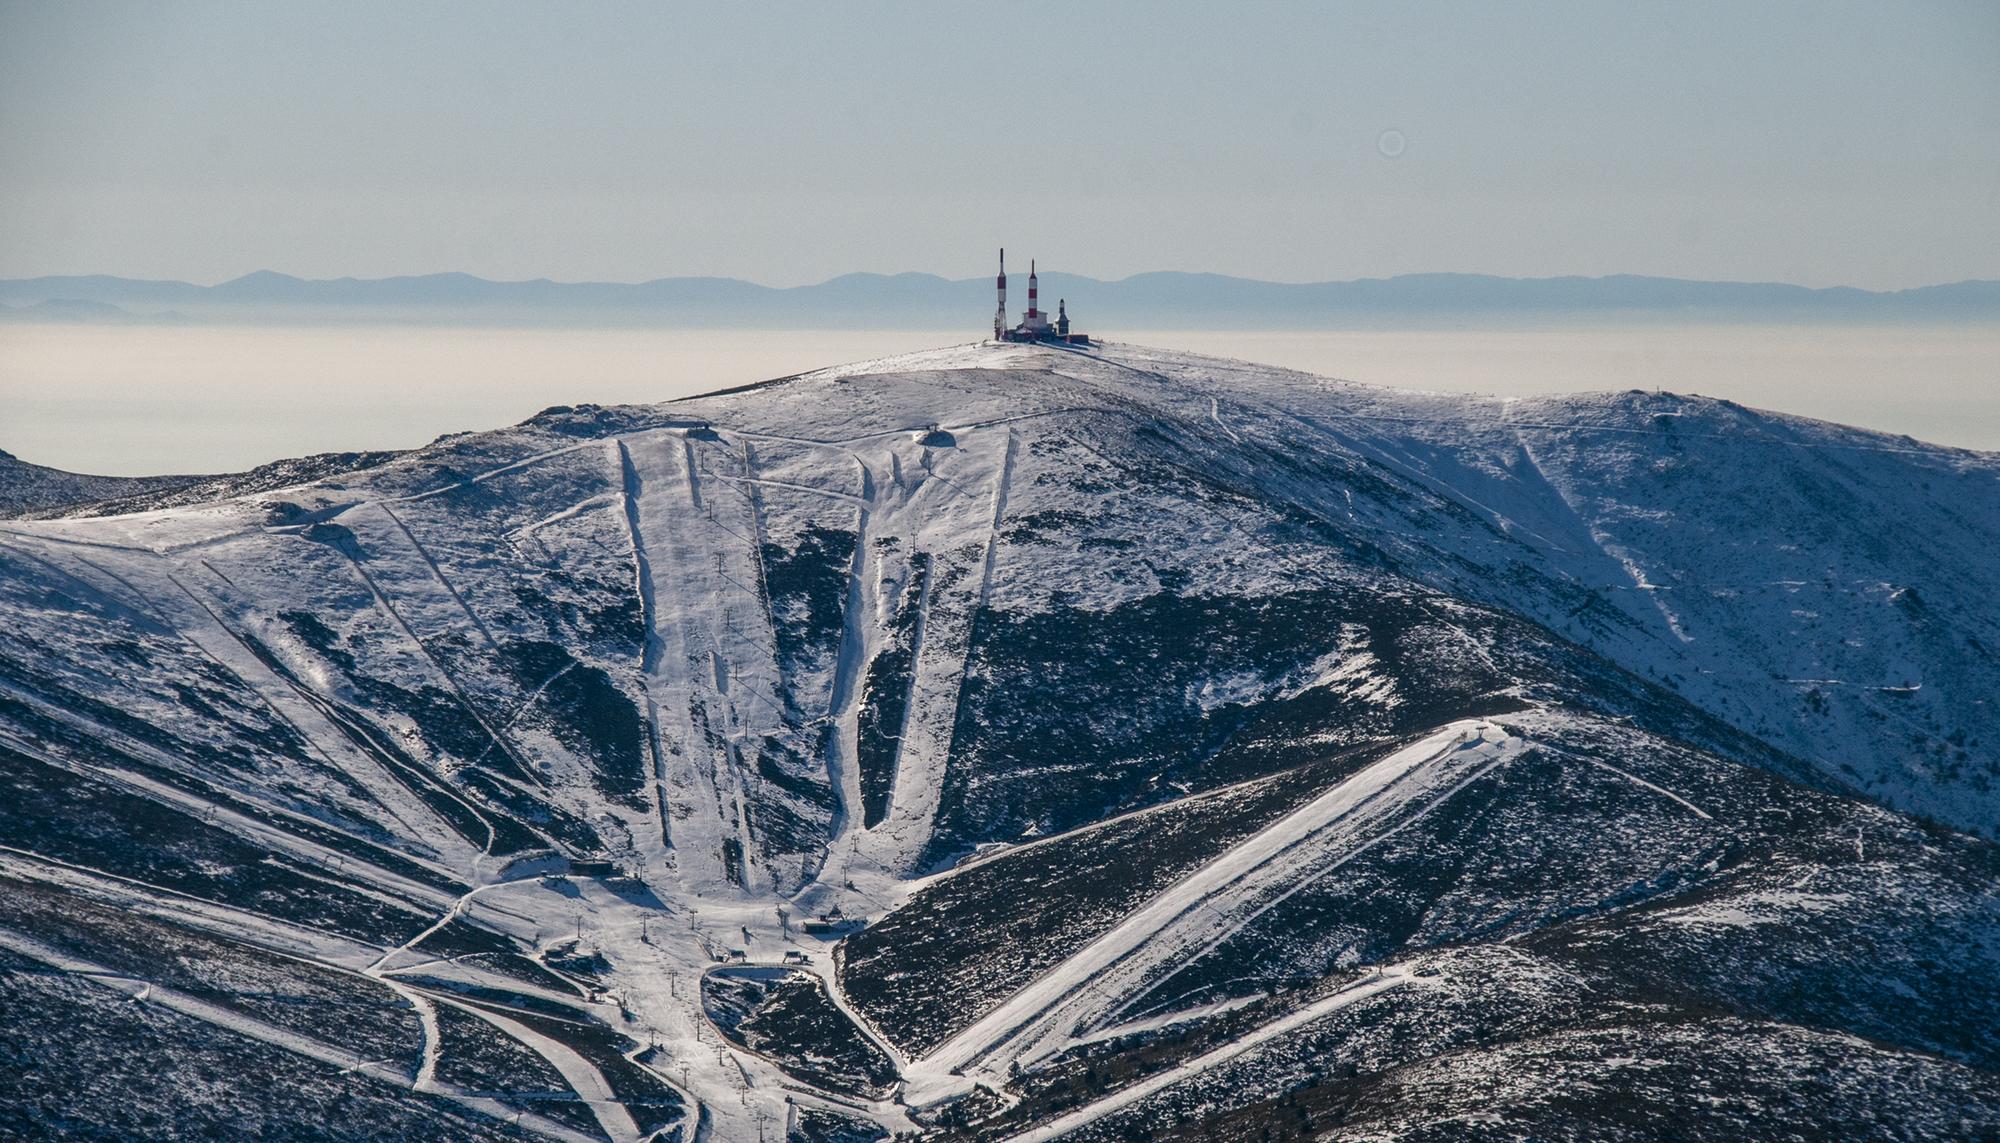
994 248 1091 345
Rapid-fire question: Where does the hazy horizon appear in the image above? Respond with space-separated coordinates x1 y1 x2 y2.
3 5 1996 478
5 322 1996 478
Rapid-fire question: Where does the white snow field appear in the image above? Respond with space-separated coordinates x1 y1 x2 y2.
1 340 1997 1140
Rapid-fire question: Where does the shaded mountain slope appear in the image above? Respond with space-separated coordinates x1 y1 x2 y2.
0 448 203 518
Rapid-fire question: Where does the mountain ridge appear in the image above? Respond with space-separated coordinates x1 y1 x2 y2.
2 341 1995 1140
3 270 1995 328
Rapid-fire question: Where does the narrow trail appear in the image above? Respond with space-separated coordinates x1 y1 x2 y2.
116 548 508 858
366 880 517 974
0 730 458 914
0 926 604 1143
909 722 1518 1094
1542 744 1715 821
160 564 484 861
382 440 603 508
711 473 868 505
1208 395 1245 444
281 677 505 858
1508 416 1693 645
377 502 500 651
90 533 552 878
0 663 468 899
469 662 577 769
997 968 1420 1143
9 533 475 867
512 492 622 542
322 524 545 788
439 995 644 1143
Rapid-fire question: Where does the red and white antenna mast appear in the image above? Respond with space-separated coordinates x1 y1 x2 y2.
1027 259 1040 322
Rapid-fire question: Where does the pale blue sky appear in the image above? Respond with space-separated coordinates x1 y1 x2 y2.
2 1 1996 287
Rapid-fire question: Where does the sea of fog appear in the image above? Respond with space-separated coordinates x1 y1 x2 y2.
2 323 1996 476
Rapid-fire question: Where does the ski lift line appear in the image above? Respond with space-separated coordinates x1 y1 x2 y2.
376 501 501 652
994 969 1416 1143
161 565 403 784
0 843 407 947
1088 749 1516 1044
280 670 507 857
322 533 550 790
0 846 438 991
1536 742 1715 820
916 724 1494 1078
0 716 466 906
468 662 579 770
708 472 867 505
196 555 237 587
0 537 175 629
44 554 414 834
380 440 604 508
0 689 468 906
703 514 759 552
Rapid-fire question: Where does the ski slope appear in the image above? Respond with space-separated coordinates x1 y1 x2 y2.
904 721 1520 1101
3 338 1996 1140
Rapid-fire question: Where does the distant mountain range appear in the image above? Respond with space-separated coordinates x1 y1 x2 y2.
3 269 1996 328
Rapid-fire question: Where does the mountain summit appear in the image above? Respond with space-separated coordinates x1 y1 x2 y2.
3 343 1996 1140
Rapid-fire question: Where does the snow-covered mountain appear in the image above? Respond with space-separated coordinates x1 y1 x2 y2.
0 448 202 519
0 447 405 523
3 342 1995 1141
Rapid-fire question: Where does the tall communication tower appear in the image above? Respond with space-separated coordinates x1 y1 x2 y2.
994 248 1008 340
